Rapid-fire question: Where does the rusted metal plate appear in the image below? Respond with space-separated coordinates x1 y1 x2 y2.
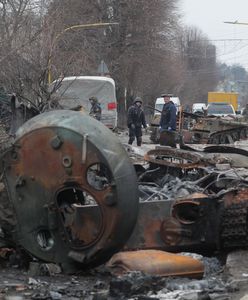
124 200 172 250
125 194 220 253
2 110 139 272
124 187 248 254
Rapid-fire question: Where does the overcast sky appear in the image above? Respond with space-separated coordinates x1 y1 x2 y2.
180 0 248 69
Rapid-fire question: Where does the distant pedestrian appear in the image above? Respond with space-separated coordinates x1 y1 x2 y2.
127 97 147 146
89 96 101 121
159 94 177 147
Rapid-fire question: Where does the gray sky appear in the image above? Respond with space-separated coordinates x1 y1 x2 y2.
180 0 248 69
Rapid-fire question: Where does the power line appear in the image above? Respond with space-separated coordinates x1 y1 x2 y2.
202 39 248 42
216 42 248 57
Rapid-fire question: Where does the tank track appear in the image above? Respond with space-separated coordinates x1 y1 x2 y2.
209 127 248 144
221 203 248 249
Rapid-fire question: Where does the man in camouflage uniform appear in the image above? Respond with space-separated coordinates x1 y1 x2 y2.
127 97 147 146
89 96 101 121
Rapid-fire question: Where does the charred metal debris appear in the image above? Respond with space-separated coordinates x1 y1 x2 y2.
125 144 248 255
150 110 248 145
183 113 248 144
0 106 247 274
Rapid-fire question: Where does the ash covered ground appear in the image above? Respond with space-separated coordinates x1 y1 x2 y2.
1 251 248 300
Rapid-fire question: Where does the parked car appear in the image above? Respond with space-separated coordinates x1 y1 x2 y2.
192 103 207 115
207 103 236 117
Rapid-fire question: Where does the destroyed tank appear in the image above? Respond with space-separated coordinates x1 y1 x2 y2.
1 108 248 274
190 116 248 144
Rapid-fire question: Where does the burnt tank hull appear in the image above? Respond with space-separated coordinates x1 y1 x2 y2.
1 110 139 272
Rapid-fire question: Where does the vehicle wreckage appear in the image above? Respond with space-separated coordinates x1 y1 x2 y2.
0 96 248 273
149 108 248 145
187 113 248 144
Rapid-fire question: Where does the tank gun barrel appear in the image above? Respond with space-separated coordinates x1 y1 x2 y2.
145 105 162 114
219 119 248 126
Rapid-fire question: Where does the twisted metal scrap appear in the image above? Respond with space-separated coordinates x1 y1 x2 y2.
144 148 206 169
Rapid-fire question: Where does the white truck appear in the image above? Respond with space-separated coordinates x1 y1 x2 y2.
51 76 118 129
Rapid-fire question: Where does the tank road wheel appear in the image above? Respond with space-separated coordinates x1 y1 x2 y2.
240 129 247 140
220 134 226 144
209 135 220 144
231 131 239 142
2 111 139 272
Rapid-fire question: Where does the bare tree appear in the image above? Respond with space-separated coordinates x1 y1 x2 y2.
0 0 221 126
45 0 105 79
99 0 183 125
178 26 219 105
0 0 52 107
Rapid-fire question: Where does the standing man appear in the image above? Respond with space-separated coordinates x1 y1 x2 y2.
127 97 147 146
159 94 177 147
89 96 102 121
159 94 177 131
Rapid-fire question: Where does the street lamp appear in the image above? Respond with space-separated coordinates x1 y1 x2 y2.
224 21 248 25
47 22 119 84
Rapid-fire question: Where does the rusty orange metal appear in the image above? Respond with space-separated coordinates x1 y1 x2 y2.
222 188 248 207
106 250 204 278
144 148 206 169
160 218 183 245
2 110 139 272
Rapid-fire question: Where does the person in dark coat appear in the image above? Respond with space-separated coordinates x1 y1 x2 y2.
159 94 177 131
89 96 101 121
159 94 177 147
127 97 147 146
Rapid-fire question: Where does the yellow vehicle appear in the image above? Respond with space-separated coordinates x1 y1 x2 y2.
208 92 238 111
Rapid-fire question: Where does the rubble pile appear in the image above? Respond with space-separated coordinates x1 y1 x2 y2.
0 254 247 300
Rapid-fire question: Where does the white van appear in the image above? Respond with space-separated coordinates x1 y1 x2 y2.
51 76 117 129
154 97 181 114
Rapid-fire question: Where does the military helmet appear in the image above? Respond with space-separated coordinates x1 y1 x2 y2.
89 96 98 103
133 97 143 104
